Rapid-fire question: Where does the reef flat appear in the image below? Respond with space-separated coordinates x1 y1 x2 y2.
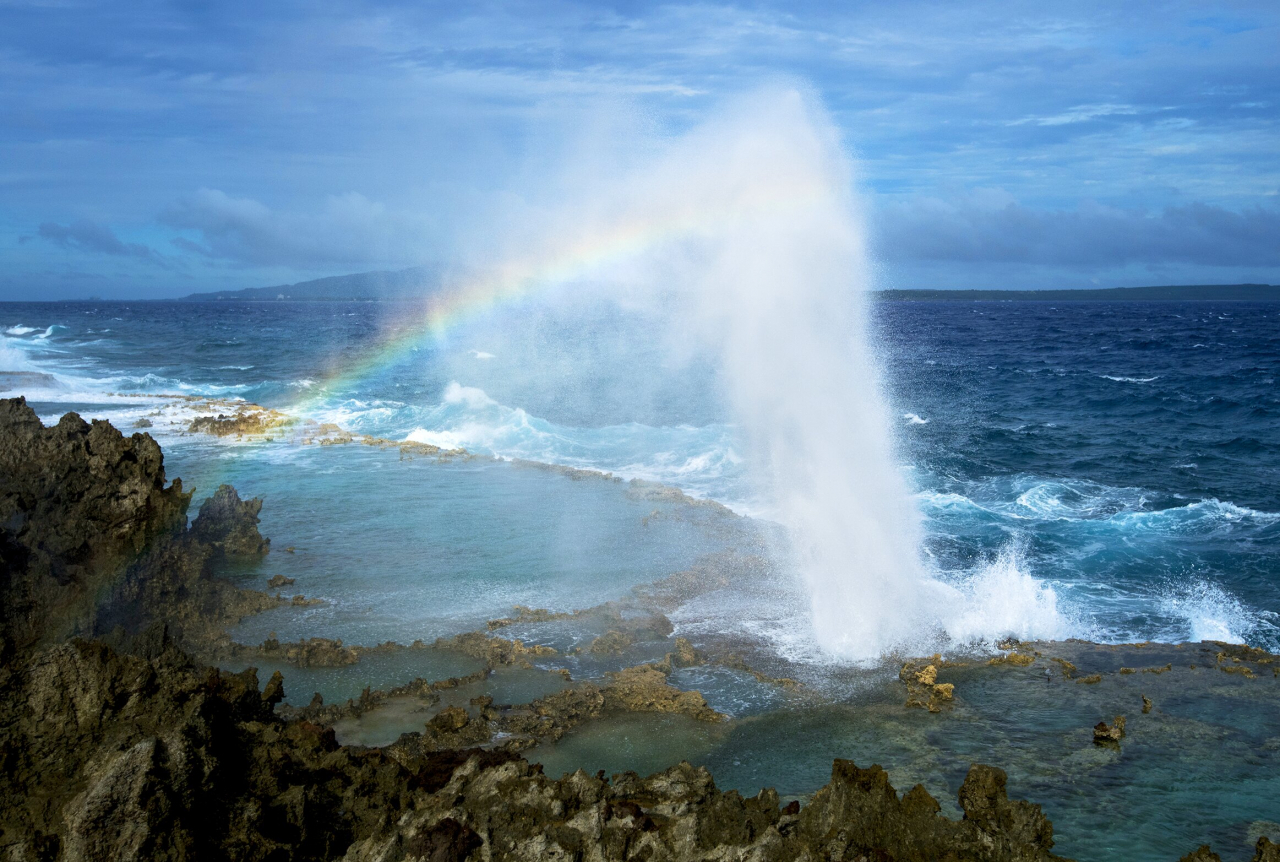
1 398 1276 862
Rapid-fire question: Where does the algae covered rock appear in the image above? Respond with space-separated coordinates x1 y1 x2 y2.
900 656 956 712
1092 715 1126 745
602 664 724 722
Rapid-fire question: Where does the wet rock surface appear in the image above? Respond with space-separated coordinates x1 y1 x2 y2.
900 655 958 712
187 406 292 438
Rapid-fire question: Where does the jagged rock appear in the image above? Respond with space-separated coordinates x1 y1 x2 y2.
602 664 723 722
1179 846 1221 862
900 656 956 712
588 629 633 654
1256 837 1280 862
498 684 607 744
190 484 270 558
795 760 1063 862
268 574 296 588
0 398 282 657
0 632 449 861
0 398 192 651
672 636 701 667
342 756 1070 862
429 705 470 733
264 637 359 668
1093 715 1126 744
434 631 557 667
188 408 290 438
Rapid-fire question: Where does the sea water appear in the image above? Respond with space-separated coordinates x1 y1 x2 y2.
4 299 1275 653
3 298 1279 860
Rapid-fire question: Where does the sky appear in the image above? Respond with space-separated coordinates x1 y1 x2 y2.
1 0 1277 299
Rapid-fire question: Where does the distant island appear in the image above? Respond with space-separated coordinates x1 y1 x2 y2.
876 284 1280 301
186 269 1279 303
184 266 440 301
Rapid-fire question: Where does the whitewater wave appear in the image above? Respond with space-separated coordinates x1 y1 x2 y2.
930 544 1073 647
1158 578 1262 644
5 325 37 336
730 541 1076 666
918 475 1277 535
399 382 746 506
903 412 928 425
0 339 36 371
1102 375 1159 383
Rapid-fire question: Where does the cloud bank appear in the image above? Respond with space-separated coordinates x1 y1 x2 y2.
876 194 1280 268
1 0 1277 297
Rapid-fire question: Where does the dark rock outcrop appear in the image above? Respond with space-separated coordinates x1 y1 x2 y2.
0 398 190 652
1092 715 1126 745
0 398 277 655
0 629 454 862
189 484 270 559
343 756 1070 862
1 625 1080 862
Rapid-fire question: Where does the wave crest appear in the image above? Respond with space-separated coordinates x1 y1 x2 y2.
402 382 745 505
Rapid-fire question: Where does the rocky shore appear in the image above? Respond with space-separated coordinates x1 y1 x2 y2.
1 397 1276 862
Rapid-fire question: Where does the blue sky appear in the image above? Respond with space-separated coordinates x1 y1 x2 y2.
1 0 1277 299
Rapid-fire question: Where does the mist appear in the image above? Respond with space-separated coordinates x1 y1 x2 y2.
415 86 1064 662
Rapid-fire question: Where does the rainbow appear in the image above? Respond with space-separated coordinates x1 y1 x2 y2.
289 175 828 418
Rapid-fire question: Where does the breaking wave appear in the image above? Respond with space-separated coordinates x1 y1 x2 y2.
1102 375 1160 383
1158 579 1264 645
401 382 746 506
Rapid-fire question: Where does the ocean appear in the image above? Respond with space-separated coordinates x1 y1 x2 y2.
3 297 1279 860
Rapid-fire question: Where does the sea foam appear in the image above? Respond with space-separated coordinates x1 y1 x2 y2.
402 383 745 505
1160 579 1261 644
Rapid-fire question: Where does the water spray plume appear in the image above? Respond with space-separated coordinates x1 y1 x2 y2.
305 86 1064 661
648 90 931 660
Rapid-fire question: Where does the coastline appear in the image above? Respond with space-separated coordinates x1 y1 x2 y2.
2 397 1277 861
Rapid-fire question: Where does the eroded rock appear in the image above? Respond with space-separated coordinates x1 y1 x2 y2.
900 656 956 712
1093 715 1126 745
190 484 270 559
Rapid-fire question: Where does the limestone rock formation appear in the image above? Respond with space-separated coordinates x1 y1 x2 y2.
900 656 956 712
1092 715 1126 745
343 757 1070 862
